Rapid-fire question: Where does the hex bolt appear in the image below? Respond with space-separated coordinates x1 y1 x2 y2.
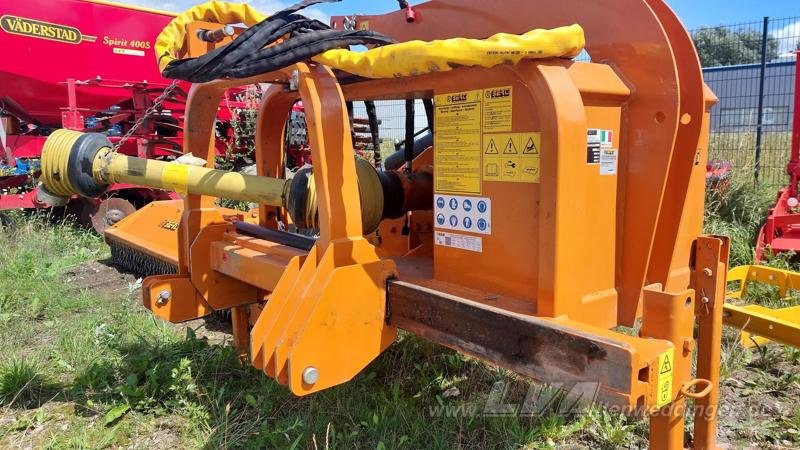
302 366 319 385
156 290 171 306
702 268 713 278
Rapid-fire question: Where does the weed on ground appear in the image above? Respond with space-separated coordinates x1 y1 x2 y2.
0 214 648 449
0 166 799 449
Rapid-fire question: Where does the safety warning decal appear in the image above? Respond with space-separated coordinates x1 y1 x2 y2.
434 194 491 235
434 89 483 194
483 132 541 183
483 86 513 133
655 348 674 408
434 86 521 194
435 231 483 253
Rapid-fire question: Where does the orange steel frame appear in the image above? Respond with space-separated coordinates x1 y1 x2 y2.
128 1 728 449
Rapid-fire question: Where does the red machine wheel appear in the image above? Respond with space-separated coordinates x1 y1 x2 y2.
66 198 99 229
91 197 136 233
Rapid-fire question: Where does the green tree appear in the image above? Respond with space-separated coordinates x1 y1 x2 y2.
692 27 779 67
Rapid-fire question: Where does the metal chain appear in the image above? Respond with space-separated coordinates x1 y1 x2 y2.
112 79 180 152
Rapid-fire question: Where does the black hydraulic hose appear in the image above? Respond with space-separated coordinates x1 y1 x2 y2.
404 99 415 171
226 31 394 80
162 0 396 83
164 14 325 80
365 100 382 168
346 100 356 149
422 98 434 133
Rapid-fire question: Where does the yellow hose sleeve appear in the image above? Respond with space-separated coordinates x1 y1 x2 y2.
154 1 267 73
312 25 586 78
155 2 585 79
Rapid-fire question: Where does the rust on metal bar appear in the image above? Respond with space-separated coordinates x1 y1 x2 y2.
387 280 668 409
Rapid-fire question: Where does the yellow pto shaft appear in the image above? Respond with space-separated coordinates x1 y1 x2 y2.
98 149 288 205
41 129 286 206
38 129 387 233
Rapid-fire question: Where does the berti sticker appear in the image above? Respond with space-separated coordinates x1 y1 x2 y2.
159 220 179 231
0 15 97 44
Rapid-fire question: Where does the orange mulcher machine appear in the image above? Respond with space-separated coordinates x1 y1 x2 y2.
37 0 727 448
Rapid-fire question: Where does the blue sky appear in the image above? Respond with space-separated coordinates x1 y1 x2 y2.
665 0 799 29
114 0 799 140
120 0 800 56
119 0 800 31
316 0 800 30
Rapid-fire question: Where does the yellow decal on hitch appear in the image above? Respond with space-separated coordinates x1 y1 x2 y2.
656 348 674 408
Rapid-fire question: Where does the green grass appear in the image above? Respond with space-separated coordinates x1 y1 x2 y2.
2 147 800 448
0 359 58 408
709 131 792 186
0 213 645 449
703 154 800 446
703 161 776 267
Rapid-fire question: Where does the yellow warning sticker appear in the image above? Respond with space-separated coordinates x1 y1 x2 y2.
434 89 483 194
483 86 513 133
483 132 541 183
162 163 190 194
655 348 674 408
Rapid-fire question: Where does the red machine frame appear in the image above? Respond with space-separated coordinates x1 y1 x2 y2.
756 51 800 261
0 0 287 223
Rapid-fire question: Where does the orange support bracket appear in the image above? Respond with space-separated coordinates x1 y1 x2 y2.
641 284 696 450
142 274 213 322
638 235 728 450
248 63 398 395
693 235 729 450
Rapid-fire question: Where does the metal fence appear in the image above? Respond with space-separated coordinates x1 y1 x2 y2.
355 17 800 184
350 99 429 164
351 100 428 143
697 16 800 186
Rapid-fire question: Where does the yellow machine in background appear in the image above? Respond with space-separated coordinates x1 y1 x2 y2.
725 265 800 348
38 1 729 448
